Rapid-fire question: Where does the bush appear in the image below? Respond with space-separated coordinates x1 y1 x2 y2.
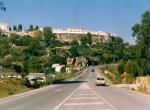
125 60 142 77
8 91 15 95
138 59 150 76
118 61 125 74
115 71 122 83
21 78 31 88
61 66 66 73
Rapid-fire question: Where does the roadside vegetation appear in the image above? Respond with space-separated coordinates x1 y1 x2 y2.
0 26 127 76
0 4 149 96
0 78 31 98
100 11 150 95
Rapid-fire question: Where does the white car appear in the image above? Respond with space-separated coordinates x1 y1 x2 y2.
95 77 106 86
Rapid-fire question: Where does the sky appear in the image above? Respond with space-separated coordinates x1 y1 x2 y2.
1 0 150 44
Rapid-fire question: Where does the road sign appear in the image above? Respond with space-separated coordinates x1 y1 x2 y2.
122 71 128 78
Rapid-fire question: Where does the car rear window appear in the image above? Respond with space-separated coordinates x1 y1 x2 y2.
97 77 104 80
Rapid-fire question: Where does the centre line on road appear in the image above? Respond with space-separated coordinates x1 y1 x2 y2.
52 84 82 110
89 87 118 110
69 97 99 100
74 93 96 96
99 109 112 110
64 102 104 106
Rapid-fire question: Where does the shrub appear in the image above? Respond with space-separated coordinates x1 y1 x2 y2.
125 60 142 77
21 78 31 88
118 61 125 74
61 66 66 73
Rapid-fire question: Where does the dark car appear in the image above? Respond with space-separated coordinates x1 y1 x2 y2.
91 69 95 72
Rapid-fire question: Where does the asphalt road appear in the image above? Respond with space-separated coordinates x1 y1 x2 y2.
0 67 150 110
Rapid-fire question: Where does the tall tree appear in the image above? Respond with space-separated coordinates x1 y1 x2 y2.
29 25 34 31
132 10 150 75
87 32 92 46
69 46 79 57
43 27 56 46
35 26 39 30
13 26 17 31
18 24 23 32
81 32 92 46
132 10 150 59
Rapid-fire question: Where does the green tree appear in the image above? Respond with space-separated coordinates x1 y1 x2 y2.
28 38 45 56
12 64 22 74
18 24 23 32
118 61 125 74
61 66 66 73
28 56 41 72
0 37 10 57
35 26 39 30
47 55 66 66
132 10 150 75
21 60 29 77
42 27 56 47
22 56 29 78
113 37 124 60
125 60 142 77
87 32 92 46
69 46 79 57
81 33 92 46
132 11 150 59
29 25 34 31
70 39 79 46
44 67 55 77
13 26 17 31
114 37 123 44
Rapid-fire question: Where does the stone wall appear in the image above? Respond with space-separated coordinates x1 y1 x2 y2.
55 33 113 43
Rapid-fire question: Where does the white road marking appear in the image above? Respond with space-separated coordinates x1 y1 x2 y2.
53 83 118 110
55 88 63 92
99 109 112 110
52 84 82 110
89 87 118 110
64 102 104 106
74 93 96 96
69 97 99 100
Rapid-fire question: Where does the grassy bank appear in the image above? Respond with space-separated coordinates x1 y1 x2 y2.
100 64 136 84
0 69 84 98
99 65 122 84
0 79 32 98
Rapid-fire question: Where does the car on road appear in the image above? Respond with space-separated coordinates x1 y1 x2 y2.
95 77 106 86
91 69 95 72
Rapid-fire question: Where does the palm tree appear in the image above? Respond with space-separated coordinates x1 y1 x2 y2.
0 1 6 11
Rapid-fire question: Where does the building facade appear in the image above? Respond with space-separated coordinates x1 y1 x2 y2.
0 22 115 43
52 28 115 43
0 23 10 32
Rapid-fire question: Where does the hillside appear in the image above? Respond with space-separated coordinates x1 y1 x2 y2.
0 79 31 98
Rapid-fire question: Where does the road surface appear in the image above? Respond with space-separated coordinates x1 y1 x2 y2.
0 67 150 110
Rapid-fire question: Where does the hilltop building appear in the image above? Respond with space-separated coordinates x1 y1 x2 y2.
0 22 115 43
0 23 10 32
52 28 115 43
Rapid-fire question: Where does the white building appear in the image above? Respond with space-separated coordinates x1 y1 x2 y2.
0 23 10 32
52 64 65 72
52 28 109 36
52 28 114 43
